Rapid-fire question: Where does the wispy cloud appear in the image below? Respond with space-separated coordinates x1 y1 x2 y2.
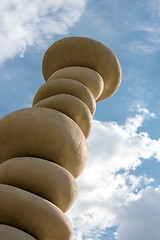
127 24 160 55
148 0 160 17
81 0 160 56
126 1 160 55
0 0 87 64
67 107 160 239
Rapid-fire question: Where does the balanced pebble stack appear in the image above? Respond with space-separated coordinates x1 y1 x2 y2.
0 37 122 240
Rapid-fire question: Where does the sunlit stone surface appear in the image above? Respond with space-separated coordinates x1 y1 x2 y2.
0 37 121 239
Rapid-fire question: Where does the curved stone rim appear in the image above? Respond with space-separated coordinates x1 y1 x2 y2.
42 37 122 101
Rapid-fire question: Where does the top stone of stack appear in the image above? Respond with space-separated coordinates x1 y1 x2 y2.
42 37 122 102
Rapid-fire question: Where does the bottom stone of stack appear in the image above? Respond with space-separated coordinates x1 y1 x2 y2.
0 224 36 240
0 184 72 240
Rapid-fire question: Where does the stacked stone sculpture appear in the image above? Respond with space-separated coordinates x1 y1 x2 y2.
0 37 122 239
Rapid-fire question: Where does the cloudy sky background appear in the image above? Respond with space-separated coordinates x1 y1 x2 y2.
0 0 160 239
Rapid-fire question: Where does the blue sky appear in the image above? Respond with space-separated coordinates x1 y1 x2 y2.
0 0 160 239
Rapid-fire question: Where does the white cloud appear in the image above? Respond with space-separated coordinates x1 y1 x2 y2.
0 0 87 63
116 187 160 240
67 108 160 239
87 108 159 173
